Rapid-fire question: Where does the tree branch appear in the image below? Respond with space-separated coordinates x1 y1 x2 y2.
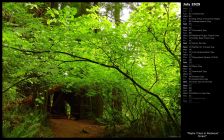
3 74 41 94
148 30 181 68
8 46 179 130
133 82 163 117
149 54 158 90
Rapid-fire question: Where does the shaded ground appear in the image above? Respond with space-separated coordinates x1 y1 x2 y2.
49 118 106 138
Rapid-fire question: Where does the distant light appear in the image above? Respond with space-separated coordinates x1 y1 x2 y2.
64 72 68 76
121 8 132 21
138 64 144 68
100 7 106 13
58 3 61 10
122 34 127 38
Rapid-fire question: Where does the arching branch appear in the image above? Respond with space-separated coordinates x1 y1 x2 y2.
3 77 29 94
149 53 158 90
8 46 179 130
3 74 42 94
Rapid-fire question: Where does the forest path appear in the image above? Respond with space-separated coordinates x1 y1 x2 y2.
49 118 106 138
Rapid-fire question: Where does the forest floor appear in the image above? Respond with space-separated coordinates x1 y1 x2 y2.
48 118 106 138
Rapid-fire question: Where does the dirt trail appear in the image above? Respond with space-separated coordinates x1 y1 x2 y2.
49 118 106 138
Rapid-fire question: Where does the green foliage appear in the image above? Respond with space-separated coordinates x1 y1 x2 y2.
3 2 180 138
35 96 45 105
3 82 18 102
46 6 78 25
3 109 53 138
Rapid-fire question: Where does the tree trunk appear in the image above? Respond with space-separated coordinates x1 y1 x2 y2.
76 2 91 17
113 3 122 26
50 2 58 9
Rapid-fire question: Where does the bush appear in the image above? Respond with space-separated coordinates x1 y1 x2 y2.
2 108 53 138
